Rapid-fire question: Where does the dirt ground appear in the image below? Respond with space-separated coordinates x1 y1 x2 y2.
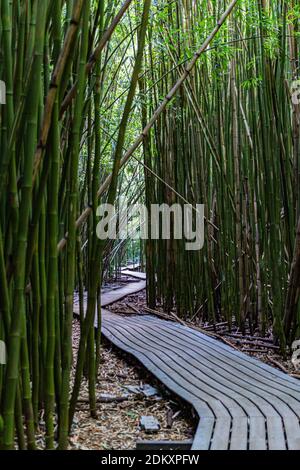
70 321 195 450
34 285 299 450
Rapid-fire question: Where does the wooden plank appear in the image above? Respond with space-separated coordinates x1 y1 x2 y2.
192 418 215 450
136 440 192 450
101 280 146 307
121 270 146 280
230 417 248 450
210 417 231 450
249 417 267 450
282 416 300 450
266 416 286 450
121 264 140 272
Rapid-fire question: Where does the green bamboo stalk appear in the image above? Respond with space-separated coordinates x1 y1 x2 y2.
2 0 48 449
58 1 90 449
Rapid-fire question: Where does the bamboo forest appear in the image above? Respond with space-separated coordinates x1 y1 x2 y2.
1 0 300 457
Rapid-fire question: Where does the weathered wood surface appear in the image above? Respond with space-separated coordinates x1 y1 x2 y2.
101 279 146 307
136 440 193 450
121 264 141 272
75 270 300 450
120 270 146 280
73 277 146 323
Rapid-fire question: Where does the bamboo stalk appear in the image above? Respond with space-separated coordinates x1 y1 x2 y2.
57 0 240 251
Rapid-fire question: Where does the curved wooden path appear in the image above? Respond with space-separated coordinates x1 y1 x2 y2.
77 270 300 450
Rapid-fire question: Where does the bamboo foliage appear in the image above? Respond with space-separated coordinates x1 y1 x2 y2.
0 0 155 450
142 0 300 346
0 0 300 452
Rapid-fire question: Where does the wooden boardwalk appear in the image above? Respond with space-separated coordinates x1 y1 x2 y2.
77 271 300 450
101 275 146 307
73 272 145 315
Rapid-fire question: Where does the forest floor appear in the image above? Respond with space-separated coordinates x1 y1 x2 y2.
69 320 195 450
34 282 299 450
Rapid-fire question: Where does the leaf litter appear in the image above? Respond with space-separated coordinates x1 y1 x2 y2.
69 319 195 450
